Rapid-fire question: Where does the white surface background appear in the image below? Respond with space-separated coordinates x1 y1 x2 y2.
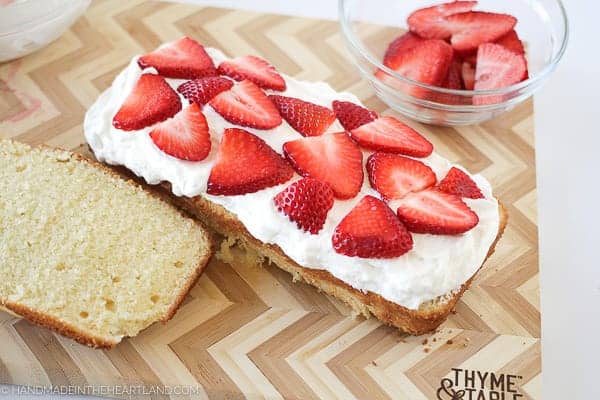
3 0 599 398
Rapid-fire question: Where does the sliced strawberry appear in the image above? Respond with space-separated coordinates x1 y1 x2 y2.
138 37 216 79
442 56 463 90
274 178 334 234
207 128 293 195
383 32 424 67
375 39 453 98
149 103 211 161
209 80 282 130
332 100 378 131
495 29 529 79
432 56 465 104
218 55 286 91
367 153 436 200
438 167 483 199
407 1 478 39
473 43 527 105
396 188 479 235
283 132 363 199
446 12 517 53
269 95 335 137
463 53 478 66
461 61 476 90
112 74 181 131
332 195 413 258
350 116 433 158
177 77 233 105
495 29 525 55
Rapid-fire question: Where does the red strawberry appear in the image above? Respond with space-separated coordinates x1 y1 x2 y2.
442 56 463 90
407 1 478 39
463 53 478 66
374 39 453 99
138 37 217 79
438 167 484 199
332 100 378 131
367 153 436 200
112 74 181 131
350 116 433 158
209 80 282 130
149 103 211 161
283 132 363 199
269 95 336 137
495 29 529 79
274 178 334 234
473 43 527 105
332 195 413 258
383 32 424 67
207 128 293 195
177 77 233 105
218 55 286 91
461 61 476 90
396 188 479 235
432 56 465 104
495 29 525 55
446 12 517 53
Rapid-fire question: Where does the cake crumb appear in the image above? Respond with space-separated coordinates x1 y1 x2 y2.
421 339 428 345
446 339 454 345
433 338 437 342
423 347 430 353
371 360 377 366
463 343 468 347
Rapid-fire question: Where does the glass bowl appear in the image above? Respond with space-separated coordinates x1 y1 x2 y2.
339 0 568 126
0 0 91 63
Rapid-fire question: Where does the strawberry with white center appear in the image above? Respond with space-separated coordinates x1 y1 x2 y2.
112 74 181 131
473 43 527 105
274 178 334 234
396 188 479 235
218 55 286 91
332 100 378 131
137 37 216 79
446 12 517 53
177 77 233 105
374 39 453 98
149 103 211 162
269 95 336 137
283 132 363 199
207 128 293 196
350 116 433 158
439 167 484 199
407 0 478 39
367 153 437 200
209 80 282 130
332 195 413 258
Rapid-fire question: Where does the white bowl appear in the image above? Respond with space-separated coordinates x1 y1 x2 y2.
0 0 91 62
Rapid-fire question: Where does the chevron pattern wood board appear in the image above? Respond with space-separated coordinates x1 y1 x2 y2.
0 1 540 399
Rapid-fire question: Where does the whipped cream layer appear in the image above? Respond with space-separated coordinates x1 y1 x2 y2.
84 47 500 310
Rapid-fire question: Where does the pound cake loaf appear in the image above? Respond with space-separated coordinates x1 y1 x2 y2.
0 140 213 348
85 37 507 334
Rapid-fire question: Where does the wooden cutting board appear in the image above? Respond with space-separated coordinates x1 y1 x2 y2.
0 1 540 399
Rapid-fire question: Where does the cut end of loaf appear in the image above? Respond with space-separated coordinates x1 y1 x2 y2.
0 140 212 347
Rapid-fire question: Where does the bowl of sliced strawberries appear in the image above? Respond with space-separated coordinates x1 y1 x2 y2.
339 0 568 125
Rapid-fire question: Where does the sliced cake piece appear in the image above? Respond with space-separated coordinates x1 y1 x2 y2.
0 140 213 348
